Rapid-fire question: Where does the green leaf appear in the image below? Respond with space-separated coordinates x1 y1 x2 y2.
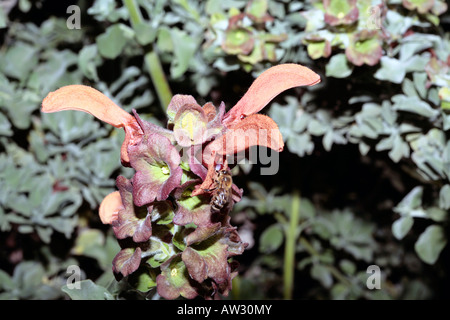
374 57 406 84
439 185 450 210
72 229 110 265
307 119 328 136
129 268 157 292
339 259 356 276
402 78 418 97
413 72 428 98
0 8 6 29
311 263 333 288
0 42 39 81
392 216 414 240
78 44 100 81
0 113 13 136
28 49 81 94
414 225 447 265
19 0 32 12
287 133 314 157
388 133 409 163
394 186 424 216
439 87 450 110
299 197 316 219
170 28 199 78
426 207 447 222
325 53 353 78
96 23 135 59
62 280 114 300
392 94 439 118
134 21 157 45
330 283 350 300
259 225 284 254
0 269 14 291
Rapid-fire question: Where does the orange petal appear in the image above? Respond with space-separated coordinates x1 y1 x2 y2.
191 161 218 196
42 85 142 164
191 159 229 197
222 64 321 127
202 102 217 122
99 191 123 224
204 114 284 160
121 123 143 165
42 85 136 128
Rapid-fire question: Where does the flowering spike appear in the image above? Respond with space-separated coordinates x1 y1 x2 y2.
41 63 321 300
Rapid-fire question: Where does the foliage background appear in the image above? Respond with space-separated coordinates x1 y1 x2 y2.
0 0 449 299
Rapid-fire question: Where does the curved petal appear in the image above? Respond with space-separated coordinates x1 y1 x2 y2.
99 191 123 224
42 85 142 165
222 64 321 127
166 94 200 123
206 114 284 159
42 85 136 128
173 104 208 147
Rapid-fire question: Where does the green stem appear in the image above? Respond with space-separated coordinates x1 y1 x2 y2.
123 0 173 111
231 274 241 299
144 50 173 109
283 191 301 300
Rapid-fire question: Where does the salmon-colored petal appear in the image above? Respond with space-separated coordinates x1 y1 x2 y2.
191 160 218 196
204 114 284 160
121 123 143 165
42 85 136 128
222 64 321 127
202 102 217 122
99 191 123 224
42 85 143 165
193 114 284 196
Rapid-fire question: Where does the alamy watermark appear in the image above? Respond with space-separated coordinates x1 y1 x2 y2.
66 5 81 30
366 265 381 290
366 6 383 30
66 265 81 289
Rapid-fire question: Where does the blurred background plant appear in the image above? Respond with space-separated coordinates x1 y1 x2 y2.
0 0 449 300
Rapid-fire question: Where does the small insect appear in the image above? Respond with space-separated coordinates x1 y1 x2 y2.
204 164 233 213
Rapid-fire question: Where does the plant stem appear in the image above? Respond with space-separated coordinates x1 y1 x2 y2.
123 0 173 111
144 50 173 109
231 274 241 299
283 191 301 299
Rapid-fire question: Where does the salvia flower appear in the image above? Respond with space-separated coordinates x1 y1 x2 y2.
345 30 383 66
41 63 320 299
323 0 359 26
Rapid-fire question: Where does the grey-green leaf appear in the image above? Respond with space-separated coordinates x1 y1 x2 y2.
414 225 447 265
62 279 114 300
259 225 284 254
325 54 353 78
96 23 135 59
392 216 414 240
439 185 450 210
311 263 333 288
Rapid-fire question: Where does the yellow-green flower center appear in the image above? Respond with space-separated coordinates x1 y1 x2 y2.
161 166 170 175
